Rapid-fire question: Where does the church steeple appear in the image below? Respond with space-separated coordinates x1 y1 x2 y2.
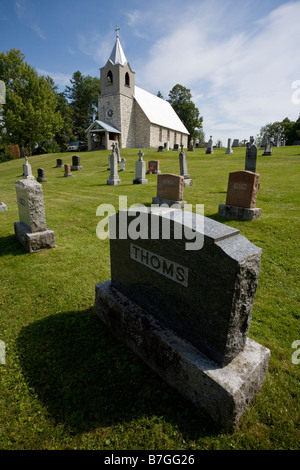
108 26 127 66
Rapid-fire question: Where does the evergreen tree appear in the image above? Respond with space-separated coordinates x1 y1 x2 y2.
64 71 100 141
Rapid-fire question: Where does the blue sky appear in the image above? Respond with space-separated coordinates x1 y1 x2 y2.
1 0 300 145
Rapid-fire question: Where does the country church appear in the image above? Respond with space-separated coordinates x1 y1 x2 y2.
86 30 189 150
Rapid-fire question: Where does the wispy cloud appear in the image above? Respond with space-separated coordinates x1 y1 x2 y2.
137 0 300 141
14 0 45 39
37 69 71 88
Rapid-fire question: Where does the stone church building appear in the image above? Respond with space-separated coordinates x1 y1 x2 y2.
86 32 189 150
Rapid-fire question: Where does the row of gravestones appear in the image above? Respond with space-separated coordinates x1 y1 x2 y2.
1 141 270 431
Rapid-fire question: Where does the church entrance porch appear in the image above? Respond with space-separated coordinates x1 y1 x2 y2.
86 120 121 151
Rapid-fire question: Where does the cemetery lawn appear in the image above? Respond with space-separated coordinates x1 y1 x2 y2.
0 146 299 451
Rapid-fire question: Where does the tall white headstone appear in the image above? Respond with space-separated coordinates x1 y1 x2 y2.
133 150 148 184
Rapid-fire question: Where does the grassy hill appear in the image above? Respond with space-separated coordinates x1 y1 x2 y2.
0 145 299 450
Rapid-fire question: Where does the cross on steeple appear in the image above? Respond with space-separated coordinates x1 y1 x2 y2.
115 25 120 38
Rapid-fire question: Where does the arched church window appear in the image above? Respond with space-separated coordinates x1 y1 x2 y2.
107 70 113 85
159 127 162 142
125 72 130 86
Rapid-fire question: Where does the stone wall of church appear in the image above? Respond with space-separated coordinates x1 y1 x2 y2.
134 103 150 148
120 94 136 148
149 125 188 149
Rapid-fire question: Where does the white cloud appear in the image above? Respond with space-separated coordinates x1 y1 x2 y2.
137 0 300 142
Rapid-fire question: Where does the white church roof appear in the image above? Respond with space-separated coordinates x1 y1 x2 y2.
134 86 189 135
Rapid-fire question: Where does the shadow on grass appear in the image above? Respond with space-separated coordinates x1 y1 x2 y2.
0 234 27 257
16 307 217 438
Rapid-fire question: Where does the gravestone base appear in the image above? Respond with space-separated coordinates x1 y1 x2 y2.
107 178 121 186
152 196 186 209
262 151 272 156
95 280 271 432
218 204 262 221
133 178 148 184
55 163 63 168
71 165 82 171
0 202 8 211
14 221 55 253
37 176 47 183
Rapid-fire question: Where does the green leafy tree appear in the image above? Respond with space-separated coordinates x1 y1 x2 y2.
0 49 63 157
168 84 203 138
64 71 100 141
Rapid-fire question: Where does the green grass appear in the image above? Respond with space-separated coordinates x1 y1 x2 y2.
0 145 299 450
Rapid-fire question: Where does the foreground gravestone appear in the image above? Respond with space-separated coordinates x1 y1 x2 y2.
179 146 193 186
218 171 262 221
0 200 8 211
107 145 121 186
56 158 63 168
37 168 47 183
245 136 257 172
95 208 270 430
146 160 161 174
71 155 82 171
14 179 55 252
152 174 186 208
133 151 148 184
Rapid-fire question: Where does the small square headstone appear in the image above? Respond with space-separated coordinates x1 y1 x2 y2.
71 155 82 171
37 168 47 182
64 164 72 177
152 174 186 208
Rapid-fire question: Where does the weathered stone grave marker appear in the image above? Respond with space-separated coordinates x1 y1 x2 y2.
133 150 148 184
179 146 193 186
107 144 121 186
14 179 55 252
152 174 186 208
245 136 257 172
37 168 47 183
119 157 126 172
206 136 214 154
226 138 233 154
23 156 34 180
64 164 72 177
218 170 262 220
0 200 8 211
71 155 82 171
95 208 270 430
56 158 63 168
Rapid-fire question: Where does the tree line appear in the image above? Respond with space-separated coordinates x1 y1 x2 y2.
0 49 205 161
259 117 300 146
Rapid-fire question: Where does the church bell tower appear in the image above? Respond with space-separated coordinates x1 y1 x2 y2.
98 27 136 147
